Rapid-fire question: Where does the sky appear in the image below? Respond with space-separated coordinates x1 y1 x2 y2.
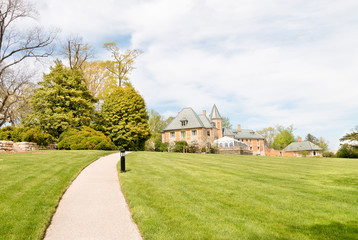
33 0 358 150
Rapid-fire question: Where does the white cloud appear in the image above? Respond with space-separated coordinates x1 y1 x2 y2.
34 0 358 149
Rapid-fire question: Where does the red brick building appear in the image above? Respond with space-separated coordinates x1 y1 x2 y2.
162 104 265 155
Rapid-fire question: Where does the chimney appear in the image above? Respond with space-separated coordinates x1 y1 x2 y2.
238 124 241 132
203 110 206 116
298 137 302 142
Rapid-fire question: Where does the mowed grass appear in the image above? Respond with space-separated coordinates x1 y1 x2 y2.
0 150 115 240
120 152 358 240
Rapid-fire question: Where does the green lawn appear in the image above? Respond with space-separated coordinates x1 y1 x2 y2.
0 150 114 240
120 152 358 240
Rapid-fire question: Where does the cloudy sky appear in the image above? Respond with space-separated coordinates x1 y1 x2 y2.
34 0 358 149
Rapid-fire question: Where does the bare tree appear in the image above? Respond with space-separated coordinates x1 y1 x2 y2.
0 0 56 127
103 42 142 87
61 35 93 70
0 68 34 126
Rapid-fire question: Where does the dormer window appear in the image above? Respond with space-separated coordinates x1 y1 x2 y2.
180 117 188 126
211 122 216 127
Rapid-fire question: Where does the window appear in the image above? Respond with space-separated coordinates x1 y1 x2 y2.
180 119 188 126
207 130 211 136
313 151 316 156
170 132 175 138
250 146 253 150
192 130 197 136
258 146 260 151
181 131 186 139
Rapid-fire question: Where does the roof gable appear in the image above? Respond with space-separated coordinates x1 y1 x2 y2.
163 108 206 130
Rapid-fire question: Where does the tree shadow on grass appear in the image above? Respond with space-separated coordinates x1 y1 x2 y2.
291 221 358 240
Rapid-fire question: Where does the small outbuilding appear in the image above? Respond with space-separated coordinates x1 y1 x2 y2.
283 140 322 157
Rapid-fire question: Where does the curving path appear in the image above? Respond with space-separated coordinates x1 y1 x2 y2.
44 153 142 240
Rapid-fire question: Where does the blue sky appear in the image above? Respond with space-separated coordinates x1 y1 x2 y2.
35 0 358 150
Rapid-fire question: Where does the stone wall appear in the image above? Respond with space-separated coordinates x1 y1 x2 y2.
0 141 57 152
0 141 14 152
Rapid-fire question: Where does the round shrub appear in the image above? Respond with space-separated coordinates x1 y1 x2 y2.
58 127 116 150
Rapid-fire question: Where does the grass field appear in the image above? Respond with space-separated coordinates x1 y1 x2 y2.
0 150 114 240
120 152 358 240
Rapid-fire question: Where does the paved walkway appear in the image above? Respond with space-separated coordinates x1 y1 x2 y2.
44 153 142 240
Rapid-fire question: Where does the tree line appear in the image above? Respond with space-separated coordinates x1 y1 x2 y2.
0 0 150 150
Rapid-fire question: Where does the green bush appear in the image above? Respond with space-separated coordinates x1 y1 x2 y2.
323 151 336 158
300 150 309 157
209 144 219 154
336 144 358 158
189 141 200 153
173 141 189 153
0 126 15 141
0 127 54 146
58 127 116 150
154 139 168 152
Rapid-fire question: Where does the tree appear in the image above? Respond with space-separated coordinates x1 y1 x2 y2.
337 126 358 158
340 126 358 146
27 61 97 138
0 69 34 126
81 60 116 100
99 87 150 150
336 144 358 158
0 0 56 127
317 137 329 152
305 133 318 144
221 116 232 129
272 125 295 150
257 127 277 148
146 110 173 151
61 36 93 71
103 42 141 87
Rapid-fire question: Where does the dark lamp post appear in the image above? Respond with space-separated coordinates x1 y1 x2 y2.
120 150 125 173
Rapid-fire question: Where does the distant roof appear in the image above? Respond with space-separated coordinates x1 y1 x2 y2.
223 128 264 139
163 107 212 131
283 141 322 152
209 104 222 119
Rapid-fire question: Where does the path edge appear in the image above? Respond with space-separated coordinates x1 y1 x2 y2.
40 151 119 240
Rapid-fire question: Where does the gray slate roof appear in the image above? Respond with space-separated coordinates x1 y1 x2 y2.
163 108 213 131
209 104 222 119
223 128 264 139
283 141 322 152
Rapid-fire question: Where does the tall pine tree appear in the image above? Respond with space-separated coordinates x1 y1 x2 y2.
28 61 97 138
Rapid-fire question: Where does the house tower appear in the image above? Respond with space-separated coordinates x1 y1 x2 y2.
209 104 222 138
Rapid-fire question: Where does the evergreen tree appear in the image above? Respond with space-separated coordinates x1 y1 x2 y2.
100 87 150 150
28 61 97 138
